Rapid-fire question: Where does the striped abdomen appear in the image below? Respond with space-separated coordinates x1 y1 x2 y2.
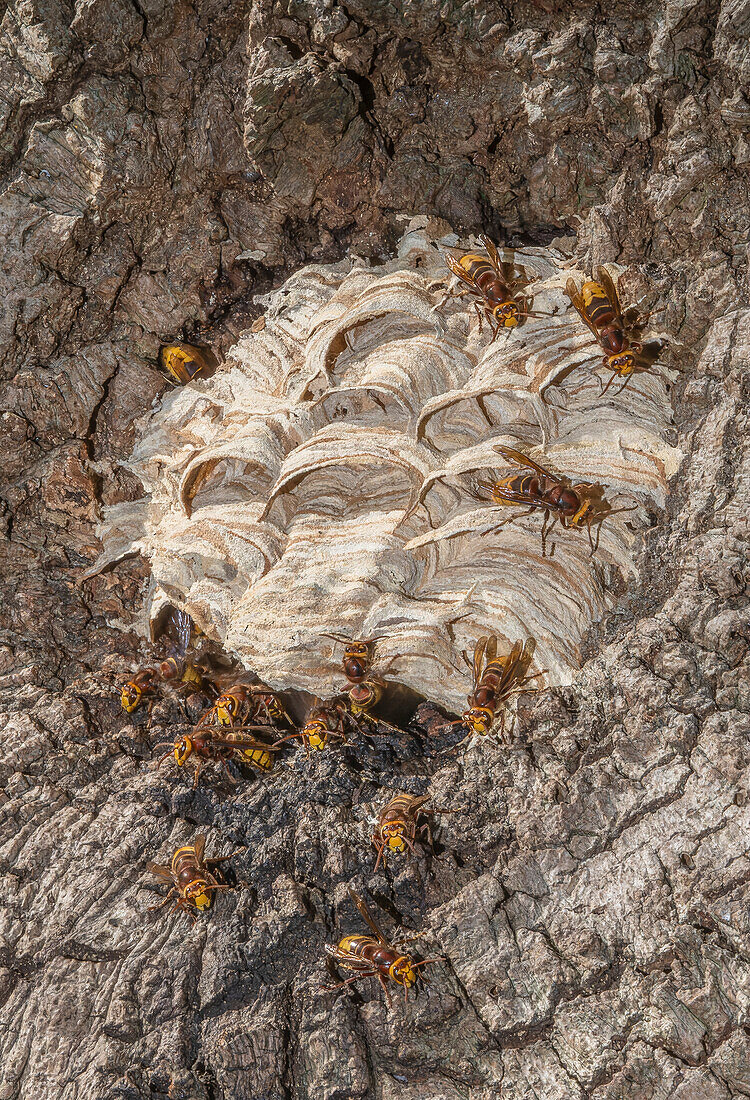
235 744 273 770
348 677 383 712
471 664 506 707
494 472 541 501
459 254 509 304
337 935 398 970
160 658 204 687
493 473 581 516
170 845 213 909
161 345 211 384
171 846 203 886
379 794 419 827
259 692 286 721
581 281 626 353
474 658 525 703
492 472 548 506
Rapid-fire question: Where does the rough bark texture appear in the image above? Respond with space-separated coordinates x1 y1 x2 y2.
0 1 748 1099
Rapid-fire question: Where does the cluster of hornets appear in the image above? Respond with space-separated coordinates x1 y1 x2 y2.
135 238 662 1006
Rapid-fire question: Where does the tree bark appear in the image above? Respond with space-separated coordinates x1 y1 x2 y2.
0 1 748 1098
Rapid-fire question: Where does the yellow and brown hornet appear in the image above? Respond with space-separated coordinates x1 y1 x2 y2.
154 722 281 787
439 234 548 339
372 793 437 871
274 697 355 756
159 343 215 385
147 834 239 921
478 446 636 556
565 267 658 395
323 633 392 724
120 667 160 714
120 609 215 715
157 609 217 700
457 633 539 743
322 889 442 1006
211 682 293 730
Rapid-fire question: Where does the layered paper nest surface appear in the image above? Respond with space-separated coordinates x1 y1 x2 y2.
94 220 681 712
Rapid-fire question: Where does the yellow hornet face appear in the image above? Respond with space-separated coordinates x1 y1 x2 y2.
609 352 636 376
463 708 491 736
120 684 141 712
174 737 193 766
494 302 520 328
161 346 208 385
305 721 329 750
383 823 406 853
389 956 417 987
185 880 212 910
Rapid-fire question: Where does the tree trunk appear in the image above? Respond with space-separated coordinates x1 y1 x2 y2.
0 1 748 1098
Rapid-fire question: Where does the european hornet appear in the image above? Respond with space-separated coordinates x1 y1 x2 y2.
457 634 539 744
159 343 216 385
121 667 159 715
274 697 355 756
439 234 549 339
147 833 239 921
120 609 216 715
372 793 438 871
211 681 293 730
478 446 636 556
154 720 281 787
323 633 393 724
123 656 203 716
565 267 658 396
324 634 378 686
157 609 217 699
322 889 442 1006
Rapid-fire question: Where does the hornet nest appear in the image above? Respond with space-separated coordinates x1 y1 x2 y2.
93 219 680 714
